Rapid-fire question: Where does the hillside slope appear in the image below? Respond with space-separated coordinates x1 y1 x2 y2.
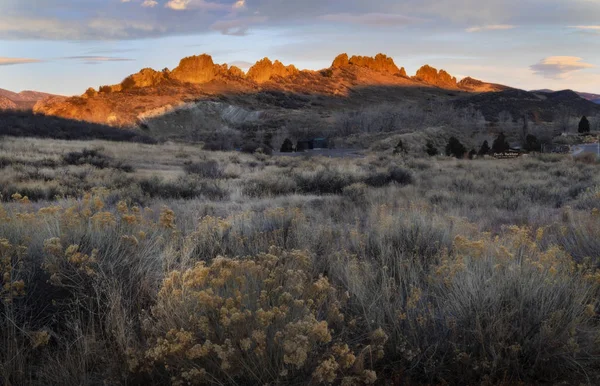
0 88 60 109
455 89 600 122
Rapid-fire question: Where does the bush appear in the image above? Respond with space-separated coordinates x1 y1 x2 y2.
141 248 373 385
139 176 228 200
294 168 358 194
63 149 133 172
183 160 224 179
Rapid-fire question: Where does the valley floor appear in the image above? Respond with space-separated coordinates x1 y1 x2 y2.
2 137 600 385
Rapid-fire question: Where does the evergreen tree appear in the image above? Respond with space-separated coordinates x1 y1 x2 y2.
523 134 541 152
478 140 490 156
425 141 439 156
394 139 406 155
280 138 294 153
579 116 591 133
491 132 510 154
468 149 477 159
445 137 467 158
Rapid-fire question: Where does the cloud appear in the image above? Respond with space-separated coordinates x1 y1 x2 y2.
466 24 515 33
569 25 600 35
569 25 600 31
0 57 42 66
165 0 229 11
320 13 427 26
63 56 135 65
2 0 600 41
210 16 267 36
530 56 595 79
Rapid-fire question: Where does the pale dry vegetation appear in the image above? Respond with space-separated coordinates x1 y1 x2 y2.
2 136 600 385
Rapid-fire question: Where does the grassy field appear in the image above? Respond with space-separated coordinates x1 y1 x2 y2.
2 136 600 385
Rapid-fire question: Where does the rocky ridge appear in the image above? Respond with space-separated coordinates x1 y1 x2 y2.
32 52 525 126
414 65 458 89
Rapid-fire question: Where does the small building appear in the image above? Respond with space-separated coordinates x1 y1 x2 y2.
313 138 329 149
296 140 314 152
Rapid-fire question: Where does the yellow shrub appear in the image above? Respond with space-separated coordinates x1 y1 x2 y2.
143 247 361 385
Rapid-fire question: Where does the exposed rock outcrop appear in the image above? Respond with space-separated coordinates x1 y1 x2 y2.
332 53 350 68
121 68 169 90
228 65 245 78
331 53 406 76
414 65 458 89
246 58 299 83
171 54 220 84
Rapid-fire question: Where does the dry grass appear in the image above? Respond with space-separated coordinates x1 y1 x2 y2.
2 137 600 385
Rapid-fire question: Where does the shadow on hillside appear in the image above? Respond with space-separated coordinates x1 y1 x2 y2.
0 110 156 143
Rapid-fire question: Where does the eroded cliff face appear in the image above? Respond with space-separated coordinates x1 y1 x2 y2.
246 58 300 83
331 53 407 77
414 65 458 89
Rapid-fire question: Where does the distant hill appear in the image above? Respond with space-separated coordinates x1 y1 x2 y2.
0 88 61 109
531 89 600 105
456 89 600 122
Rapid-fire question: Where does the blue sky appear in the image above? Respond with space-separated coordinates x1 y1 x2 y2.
0 0 599 95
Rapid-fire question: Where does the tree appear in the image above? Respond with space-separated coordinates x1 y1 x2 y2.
491 132 510 154
468 149 477 159
393 139 407 155
579 116 591 133
425 141 439 156
280 138 294 153
445 137 467 158
523 134 541 152
478 140 491 156
498 110 514 132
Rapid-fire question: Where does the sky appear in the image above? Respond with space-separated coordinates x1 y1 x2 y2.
0 0 599 96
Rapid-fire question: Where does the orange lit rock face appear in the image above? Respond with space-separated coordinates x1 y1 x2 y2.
246 58 300 83
332 53 406 77
414 65 458 89
170 54 220 84
121 68 169 90
32 52 519 126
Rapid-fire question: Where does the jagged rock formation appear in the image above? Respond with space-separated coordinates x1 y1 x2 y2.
414 65 458 89
331 53 350 68
246 58 299 83
228 66 245 78
41 52 579 127
121 68 169 90
332 53 406 76
170 54 221 84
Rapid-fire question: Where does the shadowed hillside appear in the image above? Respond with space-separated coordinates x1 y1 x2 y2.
455 89 600 122
0 110 155 142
